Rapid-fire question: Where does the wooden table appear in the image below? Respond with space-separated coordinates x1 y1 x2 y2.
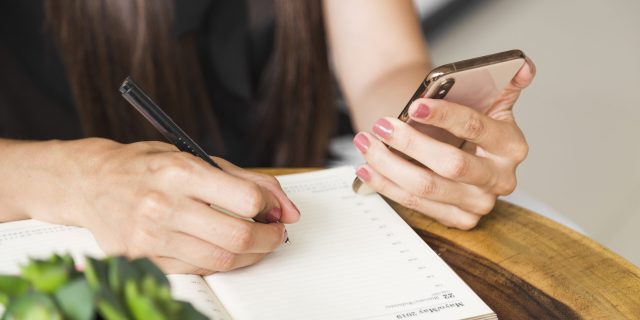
260 169 640 319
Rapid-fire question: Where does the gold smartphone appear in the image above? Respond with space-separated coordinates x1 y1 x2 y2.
353 49 527 194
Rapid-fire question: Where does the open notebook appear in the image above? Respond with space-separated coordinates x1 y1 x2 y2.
0 167 496 320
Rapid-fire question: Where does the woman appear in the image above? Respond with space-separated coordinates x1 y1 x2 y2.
0 0 534 274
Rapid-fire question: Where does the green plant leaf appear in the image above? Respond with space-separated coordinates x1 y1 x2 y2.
2 254 207 320
84 257 108 292
2 292 63 320
49 255 74 270
124 280 166 320
131 258 169 288
53 278 94 320
20 260 69 293
140 276 160 298
155 284 172 302
175 301 209 320
61 255 83 280
108 256 139 295
156 298 181 316
0 275 30 297
96 301 128 320
95 287 129 320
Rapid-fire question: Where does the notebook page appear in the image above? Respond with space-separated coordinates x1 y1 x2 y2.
205 167 494 320
0 219 228 319
167 275 232 320
0 219 104 274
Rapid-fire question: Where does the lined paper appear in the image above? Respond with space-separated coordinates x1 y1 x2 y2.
205 167 495 320
167 275 231 320
0 219 103 274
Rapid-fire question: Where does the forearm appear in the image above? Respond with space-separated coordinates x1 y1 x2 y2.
322 0 432 132
0 138 101 224
348 61 431 132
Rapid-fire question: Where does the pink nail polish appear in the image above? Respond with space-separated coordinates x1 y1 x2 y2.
353 133 370 153
525 56 536 75
373 118 393 139
411 103 431 119
291 202 301 216
266 206 282 223
356 167 371 182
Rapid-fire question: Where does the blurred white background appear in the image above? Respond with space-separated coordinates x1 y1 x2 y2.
419 0 640 265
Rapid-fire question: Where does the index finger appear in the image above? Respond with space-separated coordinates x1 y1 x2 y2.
212 157 300 224
164 153 278 219
174 201 287 254
406 98 514 154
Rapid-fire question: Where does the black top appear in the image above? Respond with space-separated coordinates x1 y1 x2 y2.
0 0 290 166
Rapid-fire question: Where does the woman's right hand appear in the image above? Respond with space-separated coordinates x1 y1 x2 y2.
31 138 299 275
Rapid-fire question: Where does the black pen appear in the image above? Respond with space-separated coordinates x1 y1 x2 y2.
119 76 220 169
119 76 289 243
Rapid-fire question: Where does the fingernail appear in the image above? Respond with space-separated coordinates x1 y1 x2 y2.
353 133 370 153
266 206 282 223
411 103 431 119
291 202 301 216
356 166 371 182
373 118 393 139
525 56 536 75
284 228 290 244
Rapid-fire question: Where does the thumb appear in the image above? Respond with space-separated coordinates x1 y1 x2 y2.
252 185 284 224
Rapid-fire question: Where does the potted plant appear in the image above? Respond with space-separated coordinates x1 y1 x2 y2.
0 255 206 320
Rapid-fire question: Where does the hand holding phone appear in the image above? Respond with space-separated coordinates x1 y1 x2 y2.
351 50 535 230
354 50 527 194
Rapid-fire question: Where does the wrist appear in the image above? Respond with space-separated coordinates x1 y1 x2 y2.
50 138 121 226
0 138 120 226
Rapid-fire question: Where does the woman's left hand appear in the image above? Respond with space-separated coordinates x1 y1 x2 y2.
352 59 536 230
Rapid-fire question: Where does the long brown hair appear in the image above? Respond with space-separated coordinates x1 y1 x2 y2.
45 0 334 166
